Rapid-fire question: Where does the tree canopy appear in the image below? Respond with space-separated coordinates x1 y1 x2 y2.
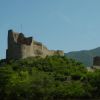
0 56 100 100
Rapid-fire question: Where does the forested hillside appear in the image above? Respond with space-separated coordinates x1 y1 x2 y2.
65 47 100 66
0 56 100 100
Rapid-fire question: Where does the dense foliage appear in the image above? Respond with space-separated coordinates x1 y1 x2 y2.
0 56 100 100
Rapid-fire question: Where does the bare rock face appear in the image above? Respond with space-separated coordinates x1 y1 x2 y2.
6 30 64 60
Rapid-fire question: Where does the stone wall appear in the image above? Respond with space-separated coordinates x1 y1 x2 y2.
93 56 100 69
6 30 64 60
93 56 100 66
7 30 22 59
6 30 34 59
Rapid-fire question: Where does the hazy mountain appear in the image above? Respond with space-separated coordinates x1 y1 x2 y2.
65 47 100 67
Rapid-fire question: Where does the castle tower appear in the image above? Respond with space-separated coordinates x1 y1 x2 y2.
6 30 34 60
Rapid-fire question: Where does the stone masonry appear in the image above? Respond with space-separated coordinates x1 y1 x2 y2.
93 56 100 69
6 30 64 60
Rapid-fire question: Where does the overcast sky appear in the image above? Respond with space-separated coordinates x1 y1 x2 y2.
1 0 100 59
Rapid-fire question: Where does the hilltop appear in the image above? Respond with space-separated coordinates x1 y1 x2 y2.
0 56 100 99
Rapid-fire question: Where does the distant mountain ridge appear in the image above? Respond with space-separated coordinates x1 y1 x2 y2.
65 47 100 67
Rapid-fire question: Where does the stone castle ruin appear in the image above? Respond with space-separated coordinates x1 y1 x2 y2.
93 56 100 69
6 30 64 59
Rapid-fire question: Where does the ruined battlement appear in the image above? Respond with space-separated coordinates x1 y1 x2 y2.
6 30 64 60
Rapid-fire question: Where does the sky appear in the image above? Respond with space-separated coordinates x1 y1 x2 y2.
1 0 100 59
